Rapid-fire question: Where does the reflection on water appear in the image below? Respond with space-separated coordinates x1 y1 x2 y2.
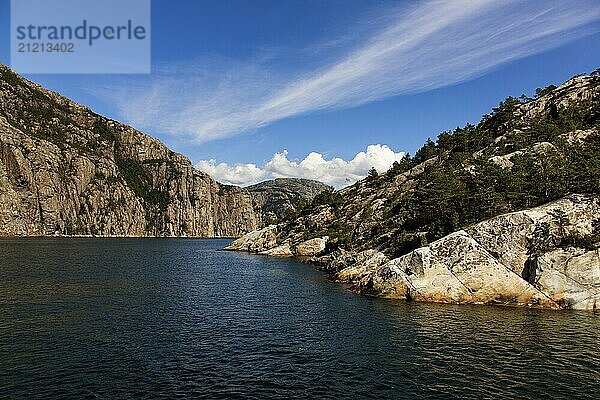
1 238 599 399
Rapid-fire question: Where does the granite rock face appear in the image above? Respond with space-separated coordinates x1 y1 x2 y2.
224 225 279 253
247 178 330 223
225 225 329 258
295 237 329 257
0 64 261 236
354 195 599 310
518 75 599 120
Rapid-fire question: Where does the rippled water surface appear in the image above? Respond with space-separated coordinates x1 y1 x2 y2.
1 238 599 399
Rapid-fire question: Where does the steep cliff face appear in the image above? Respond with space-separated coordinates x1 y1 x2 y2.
0 64 259 237
247 178 330 223
226 72 600 310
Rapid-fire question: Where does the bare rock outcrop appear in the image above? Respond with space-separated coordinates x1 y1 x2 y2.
295 237 329 256
225 226 329 258
354 195 599 310
224 225 278 253
246 178 330 223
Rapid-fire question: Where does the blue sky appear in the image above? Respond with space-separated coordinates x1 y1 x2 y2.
1 0 599 187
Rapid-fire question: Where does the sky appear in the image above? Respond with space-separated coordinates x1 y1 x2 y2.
1 0 599 188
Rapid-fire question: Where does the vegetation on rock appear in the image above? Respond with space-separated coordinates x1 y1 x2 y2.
275 72 600 259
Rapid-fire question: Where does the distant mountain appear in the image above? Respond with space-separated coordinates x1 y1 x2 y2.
0 64 322 237
247 178 331 224
227 71 600 310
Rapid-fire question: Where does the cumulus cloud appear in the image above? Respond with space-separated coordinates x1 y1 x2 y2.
195 159 266 186
195 144 405 188
96 0 600 143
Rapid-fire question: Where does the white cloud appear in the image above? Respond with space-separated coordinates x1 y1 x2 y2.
195 159 266 186
96 0 600 143
195 144 405 189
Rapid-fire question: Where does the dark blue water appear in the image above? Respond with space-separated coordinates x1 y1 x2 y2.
0 238 599 399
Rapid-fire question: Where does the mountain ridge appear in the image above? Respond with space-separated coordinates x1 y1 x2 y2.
247 178 332 224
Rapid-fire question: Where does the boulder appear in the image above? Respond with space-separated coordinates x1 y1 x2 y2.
295 237 329 257
224 225 278 253
260 242 293 257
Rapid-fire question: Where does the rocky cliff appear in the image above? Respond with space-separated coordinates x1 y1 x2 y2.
0 64 262 236
226 72 600 310
247 178 331 223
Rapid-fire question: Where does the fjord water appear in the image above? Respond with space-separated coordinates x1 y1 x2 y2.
1 239 599 399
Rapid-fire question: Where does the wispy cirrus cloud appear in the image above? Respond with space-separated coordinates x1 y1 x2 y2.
97 0 600 143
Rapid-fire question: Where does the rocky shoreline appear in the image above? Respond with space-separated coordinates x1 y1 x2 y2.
226 194 600 311
226 73 600 311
